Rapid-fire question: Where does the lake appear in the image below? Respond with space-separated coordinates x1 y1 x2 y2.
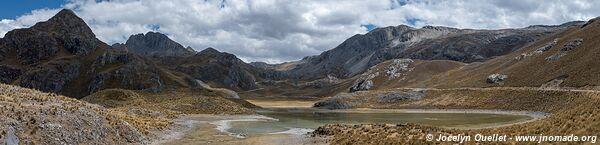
226 108 533 136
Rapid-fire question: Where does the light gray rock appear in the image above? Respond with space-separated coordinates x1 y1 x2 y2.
349 79 373 92
0 127 19 145
384 59 414 80
487 74 508 84
546 38 583 61
515 38 559 60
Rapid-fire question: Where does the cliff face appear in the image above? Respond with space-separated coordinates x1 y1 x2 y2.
280 23 581 80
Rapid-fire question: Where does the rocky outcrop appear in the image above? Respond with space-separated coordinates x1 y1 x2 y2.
0 127 19 145
375 91 424 103
349 73 376 92
581 17 599 28
2 31 60 64
18 60 81 93
0 65 22 84
348 59 414 92
223 66 257 89
516 38 559 60
117 32 196 57
384 59 413 80
546 38 583 61
487 74 508 84
312 96 354 109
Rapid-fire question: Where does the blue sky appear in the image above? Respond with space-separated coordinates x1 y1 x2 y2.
0 0 66 19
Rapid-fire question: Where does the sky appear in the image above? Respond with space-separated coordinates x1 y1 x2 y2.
1 0 599 63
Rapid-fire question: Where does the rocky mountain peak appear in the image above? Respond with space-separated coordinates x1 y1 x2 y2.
0 9 103 64
123 31 196 57
199 47 220 54
196 47 241 62
32 9 96 39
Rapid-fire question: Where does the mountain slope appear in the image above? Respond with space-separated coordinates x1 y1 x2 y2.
349 17 600 91
281 23 581 80
424 17 600 88
167 48 260 90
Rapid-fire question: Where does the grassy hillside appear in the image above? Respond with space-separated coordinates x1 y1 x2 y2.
426 17 600 88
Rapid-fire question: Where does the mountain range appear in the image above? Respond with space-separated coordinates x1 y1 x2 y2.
0 9 597 99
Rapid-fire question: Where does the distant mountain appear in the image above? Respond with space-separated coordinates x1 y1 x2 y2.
280 23 583 80
424 17 600 88
0 9 192 98
113 32 196 57
166 47 260 90
349 16 600 91
0 9 102 64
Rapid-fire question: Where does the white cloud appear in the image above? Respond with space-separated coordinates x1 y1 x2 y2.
1 0 599 63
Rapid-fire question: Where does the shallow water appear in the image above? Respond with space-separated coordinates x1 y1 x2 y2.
226 108 532 136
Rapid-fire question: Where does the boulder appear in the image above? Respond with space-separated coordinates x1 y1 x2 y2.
0 127 19 145
487 74 508 84
349 78 373 92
